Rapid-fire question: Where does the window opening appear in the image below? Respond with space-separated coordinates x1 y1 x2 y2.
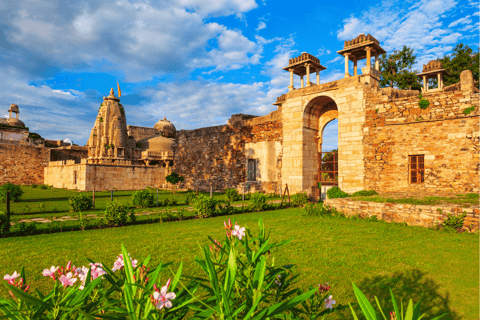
247 159 256 181
409 155 424 184
73 171 77 185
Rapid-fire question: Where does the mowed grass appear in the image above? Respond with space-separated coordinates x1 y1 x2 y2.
0 208 477 320
349 193 479 207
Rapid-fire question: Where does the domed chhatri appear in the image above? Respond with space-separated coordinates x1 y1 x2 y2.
154 117 176 138
6 103 25 127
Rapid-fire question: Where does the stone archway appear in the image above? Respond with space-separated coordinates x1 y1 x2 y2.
302 95 339 199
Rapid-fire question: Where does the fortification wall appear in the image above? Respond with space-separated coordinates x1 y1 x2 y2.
173 112 282 192
50 147 88 163
0 143 50 185
363 87 479 195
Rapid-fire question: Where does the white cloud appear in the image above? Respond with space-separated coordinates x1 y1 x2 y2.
326 56 343 65
448 15 472 27
256 21 266 31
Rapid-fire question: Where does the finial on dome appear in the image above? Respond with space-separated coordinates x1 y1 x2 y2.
163 116 166 121
110 88 115 97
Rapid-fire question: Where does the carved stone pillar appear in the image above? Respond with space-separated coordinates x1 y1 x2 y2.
437 73 442 89
300 75 304 88
365 47 371 68
305 63 311 87
423 75 428 92
344 53 350 78
289 68 294 92
316 70 320 84
375 54 379 71
353 59 358 76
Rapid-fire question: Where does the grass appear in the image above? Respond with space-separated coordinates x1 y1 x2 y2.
0 208 478 320
348 193 479 207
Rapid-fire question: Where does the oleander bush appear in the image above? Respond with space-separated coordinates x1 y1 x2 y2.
68 193 94 212
132 189 155 208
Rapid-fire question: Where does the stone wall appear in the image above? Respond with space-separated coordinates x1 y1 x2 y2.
50 146 88 163
173 112 282 192
0 143 50 185
363 87 479 195
45 160 166 191
325 197 479 232
127 125 158 141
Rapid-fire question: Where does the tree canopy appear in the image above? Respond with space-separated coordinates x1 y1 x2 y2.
439 43 479 87
379 46 421 90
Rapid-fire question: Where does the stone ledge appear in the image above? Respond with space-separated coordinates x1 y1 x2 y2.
324 197 479 232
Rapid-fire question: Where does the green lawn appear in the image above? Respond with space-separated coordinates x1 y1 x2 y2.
0 208 477 320
349 193 479 207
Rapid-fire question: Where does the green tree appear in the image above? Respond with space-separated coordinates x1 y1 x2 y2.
379 46 421 90
439 43 479 87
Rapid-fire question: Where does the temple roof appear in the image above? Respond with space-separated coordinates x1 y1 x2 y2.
283 52 326 76
337 33 386 62
416 60 449 77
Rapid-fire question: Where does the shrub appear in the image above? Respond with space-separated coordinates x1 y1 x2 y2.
0 211 10 235
418 98 430 109
351 189 378 197
68 193 94 212
165 172 184 185
132 189 154 208
326 187 349 199
185 190 196 204
291 192 309 207
0 183 24 203
442 211 467 232
305 203 342 217
462 105 476 115
225 188 240 202
31 184 38 188
18 222 37 236
39 184 49 190
104 200 128 226
193 195 217 218
249 192 268 211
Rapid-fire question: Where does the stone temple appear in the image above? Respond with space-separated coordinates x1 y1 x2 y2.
1 33 479 199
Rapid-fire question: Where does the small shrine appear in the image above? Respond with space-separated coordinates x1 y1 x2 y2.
416 60 449 93
337 33 386 78
6 104 25 127
283 52 326 91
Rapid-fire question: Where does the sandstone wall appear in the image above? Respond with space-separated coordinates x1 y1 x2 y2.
45 160 166 191
325 197 479 232
0 143 50 185
173 113 282 192
363 88 479 195
50 147 88 163
127 125 158 141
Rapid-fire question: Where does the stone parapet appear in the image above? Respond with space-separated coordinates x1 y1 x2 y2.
325 197 479 232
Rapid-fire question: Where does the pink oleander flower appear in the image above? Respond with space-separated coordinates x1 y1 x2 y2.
59 273 77 287
275 275 282 287
42 266 59 279
152 279 176 310
317 282 330 294
224 219 233 237
112 254 138 272
231 223 245 240
390 311 397 320
4 271 20 284
324 295 336 309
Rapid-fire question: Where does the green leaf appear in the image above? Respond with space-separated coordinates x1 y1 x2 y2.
4 283 47 306
123 281 137 320
146 262 163 291
390 288 400 320
252 287 317 319
405 299 414 320
374 295 387 320
170 262 183 291
412 300 422 320
121 244 137 295
352 283 377 320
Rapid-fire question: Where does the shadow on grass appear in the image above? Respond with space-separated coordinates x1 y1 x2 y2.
355 268 461 320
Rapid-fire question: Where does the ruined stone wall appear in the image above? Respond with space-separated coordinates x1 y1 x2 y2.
127 125 158 141
50 147 88 163
363 87 479 195
45 160 166 191
173 115 282 192
0 143 50 185
325 197 479 232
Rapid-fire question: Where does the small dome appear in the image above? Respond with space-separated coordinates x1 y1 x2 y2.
153 117 176 138
6 118 25 127
8 104 19 113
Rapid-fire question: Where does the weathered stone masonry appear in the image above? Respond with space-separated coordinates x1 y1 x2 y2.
173 112 282 192
363 86 479 195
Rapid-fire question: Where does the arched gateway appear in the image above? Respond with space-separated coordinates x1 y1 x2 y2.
279 44 383 198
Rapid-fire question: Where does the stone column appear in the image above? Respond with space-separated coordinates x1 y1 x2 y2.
305 63 311 87
300 75 304 88
437 73 441 89
289 68 294 92
375 54 379 71
353 59 358 76
344 53 350 78
316 70 320 84
365 47 371 68
423 75 428 92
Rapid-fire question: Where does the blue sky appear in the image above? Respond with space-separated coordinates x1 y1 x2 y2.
0 0 478 150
